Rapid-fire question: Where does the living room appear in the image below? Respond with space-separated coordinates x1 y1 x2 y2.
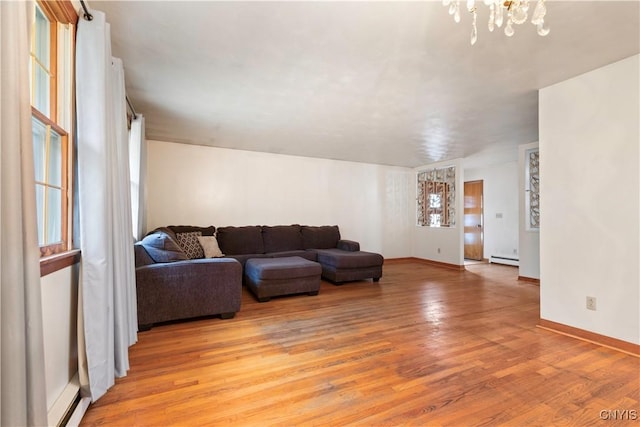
1 1 638 426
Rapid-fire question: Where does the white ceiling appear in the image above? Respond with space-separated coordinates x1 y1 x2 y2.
92 1 639 168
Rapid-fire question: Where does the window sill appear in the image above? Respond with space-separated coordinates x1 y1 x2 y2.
40 249 80 277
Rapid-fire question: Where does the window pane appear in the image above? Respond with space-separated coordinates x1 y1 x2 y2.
32 117 47 182
429 194 441 209
34 63 50 116
34 6 50 68
46 187 62 244
35 184 45 245
48 130 62 186
33 5 50 117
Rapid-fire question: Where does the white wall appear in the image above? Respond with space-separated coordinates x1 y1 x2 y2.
411 158 465 266
465 159 519 260
518 141 540 280
146 141 413 258
41 265 79 420
539 54 639 344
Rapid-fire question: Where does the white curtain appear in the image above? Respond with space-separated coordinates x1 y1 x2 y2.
76 10 137 402
0 1 49 425
129 115 147 241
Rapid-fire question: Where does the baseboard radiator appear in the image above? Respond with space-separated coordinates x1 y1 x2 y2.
489 255 519 267
48 373 90 427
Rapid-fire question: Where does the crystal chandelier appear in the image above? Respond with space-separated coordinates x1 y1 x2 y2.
443 0 550 45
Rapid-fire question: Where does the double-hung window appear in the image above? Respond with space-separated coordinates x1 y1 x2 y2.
30 0 76 257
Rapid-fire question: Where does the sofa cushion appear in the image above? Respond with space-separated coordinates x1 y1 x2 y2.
140 230 188 263
176 231 205 259
167 225 215 236
217 226 265 255
315 248 384 269
301 225 340 249
197 235 224 258
262 225 303 253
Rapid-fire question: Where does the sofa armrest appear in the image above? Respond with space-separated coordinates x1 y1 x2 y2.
337 239 360 252
135 258 242 327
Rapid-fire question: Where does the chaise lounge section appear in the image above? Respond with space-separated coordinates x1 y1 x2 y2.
315 248 383 283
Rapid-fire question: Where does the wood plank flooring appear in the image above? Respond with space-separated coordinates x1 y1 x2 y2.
80 261 640 426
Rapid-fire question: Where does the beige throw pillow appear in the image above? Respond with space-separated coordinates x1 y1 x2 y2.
197 235 225 258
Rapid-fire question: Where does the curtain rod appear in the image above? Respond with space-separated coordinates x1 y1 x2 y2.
126 96 138 120
79 0 93 21
78 1 137 120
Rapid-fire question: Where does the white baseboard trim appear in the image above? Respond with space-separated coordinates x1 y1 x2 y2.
65 396 91 427
489 255 519 267
48 374 80 427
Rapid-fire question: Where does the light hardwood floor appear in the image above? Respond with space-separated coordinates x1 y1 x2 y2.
81 261 640 426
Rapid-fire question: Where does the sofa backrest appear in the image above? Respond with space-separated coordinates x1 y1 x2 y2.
167 225 216 236
217 226 264 255
262 225 303 253
139 224 344 261
301 225 340 249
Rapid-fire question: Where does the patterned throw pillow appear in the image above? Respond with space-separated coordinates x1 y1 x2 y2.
176 231 204 259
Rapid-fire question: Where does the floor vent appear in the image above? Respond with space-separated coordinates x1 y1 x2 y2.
489 255 519 267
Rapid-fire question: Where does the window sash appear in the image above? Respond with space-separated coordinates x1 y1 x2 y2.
31 2 56 120
30 0 75 258
32 111 68 253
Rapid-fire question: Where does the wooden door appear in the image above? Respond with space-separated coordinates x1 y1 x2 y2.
464 180 484 261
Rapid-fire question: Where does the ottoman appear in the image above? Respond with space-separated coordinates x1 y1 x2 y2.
245 256 322 302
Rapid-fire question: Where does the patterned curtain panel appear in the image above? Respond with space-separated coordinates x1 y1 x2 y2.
417 166 456 227
528 150 540 229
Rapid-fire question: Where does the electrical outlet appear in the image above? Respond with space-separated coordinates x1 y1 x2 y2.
437 248 441 254
586 296 597 311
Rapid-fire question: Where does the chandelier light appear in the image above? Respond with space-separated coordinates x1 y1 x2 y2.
443 0 550 45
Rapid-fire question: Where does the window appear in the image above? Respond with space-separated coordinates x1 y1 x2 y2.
417 166 456 227
525 148 540 230
30 1 76 257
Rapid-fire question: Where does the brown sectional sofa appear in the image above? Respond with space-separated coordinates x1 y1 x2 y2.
134 224 384 329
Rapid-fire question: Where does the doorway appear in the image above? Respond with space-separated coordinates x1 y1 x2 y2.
464 180 484 261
